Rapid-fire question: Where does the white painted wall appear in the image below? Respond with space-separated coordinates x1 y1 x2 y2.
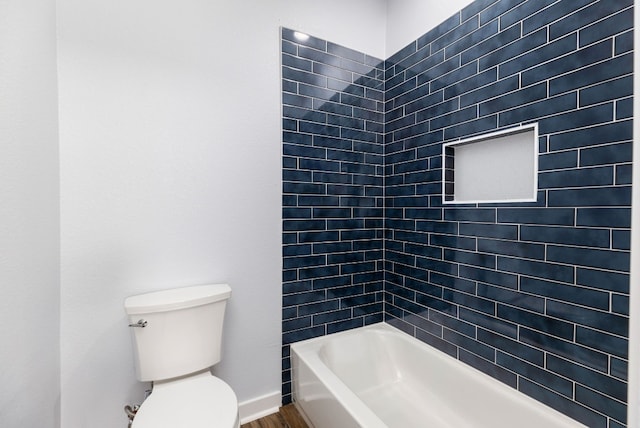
386 0 475 57
57 1 385 427
0 0 60 427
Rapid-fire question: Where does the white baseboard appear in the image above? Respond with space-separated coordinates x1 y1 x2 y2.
238 390 281 424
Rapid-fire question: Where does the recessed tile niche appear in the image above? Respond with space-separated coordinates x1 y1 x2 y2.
443 124 538 204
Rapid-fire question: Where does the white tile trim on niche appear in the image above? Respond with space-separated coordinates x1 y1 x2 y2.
442 123 539 205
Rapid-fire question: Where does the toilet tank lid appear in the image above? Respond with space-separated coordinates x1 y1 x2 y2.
124 284 231 315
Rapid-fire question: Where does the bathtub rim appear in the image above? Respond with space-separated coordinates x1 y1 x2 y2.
291 321 587 428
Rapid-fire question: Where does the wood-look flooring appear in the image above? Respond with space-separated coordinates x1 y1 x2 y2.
241 404 309 428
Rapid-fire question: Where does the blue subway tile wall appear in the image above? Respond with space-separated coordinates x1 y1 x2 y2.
281 27 386 404
282 0 633 424
384 0 632 427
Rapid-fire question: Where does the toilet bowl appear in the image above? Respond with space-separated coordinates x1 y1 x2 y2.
125 284 239 428
131 371 239 428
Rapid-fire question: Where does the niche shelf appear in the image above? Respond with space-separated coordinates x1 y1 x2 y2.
442 124 539 204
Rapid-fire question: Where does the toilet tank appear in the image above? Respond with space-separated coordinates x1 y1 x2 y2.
124 284 231 382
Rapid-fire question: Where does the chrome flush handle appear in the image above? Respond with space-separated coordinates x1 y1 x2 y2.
128 319 148 328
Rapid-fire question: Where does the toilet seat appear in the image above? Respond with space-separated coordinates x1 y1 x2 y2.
131 372 239 428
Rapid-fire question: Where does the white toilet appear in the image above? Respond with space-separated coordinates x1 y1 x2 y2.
124 283 240 428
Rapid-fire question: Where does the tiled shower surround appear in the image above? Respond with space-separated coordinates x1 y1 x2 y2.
282 0 633 426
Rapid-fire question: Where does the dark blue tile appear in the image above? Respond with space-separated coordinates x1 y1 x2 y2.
430 105 477 131
283 244 312 257
615 30 633 55
477 283 544 313
282 280 312 295
575 385 627 425
282 207 312 220
579 76 632 107
297 45 339 68
282 28 326 51
461 22 522 64
497 304 573 340
442 329 495 361
282 182 324 195
576 326 628 359
496 352 572 397
550 53 634 97
431 15 481 53
444 67 497 100
327 317 364 334
444 289 495 314
538 166 614 189
283 143 324 160
459 265 518 289
312 275 351 289
444 249 496 269
431 234 476 251
521 0 597 35
460 349 517 388
283 169 312 183
459 308 517 338
444 115 498 140
497 257 574 283
548 186 631 208
497 208 575 226
547 245 629 272
282 290 325 307
282 92 312 109
538 150 578 171
283 219 326 232
519 379 608 428
282 325 325 345
480 82 547 116
612 293 629 316
479 0 526 25
417 12 462 48
499 33 577 79
612 230 630 251
550 0 633 42
459 222 518 240
520 225 610 248
415 328 458 358
282 66 327 88
611 357 628 381
444 19 499 60
547 355 627 402
616 97 633 120
547 301 628 338
581 141 633 167
576 267 629 293
282 316 311 332
549 121 632 152
477 239 545 260
327 42 364 64
520 327 609 373
296 299 340 317
522 39 612 86
297 196 340 207
534 102 613 135
326 184 364 196
298 265 340 280
498 0 557 29
327 252 364 265
461 0 499 22
460 75 519 107
521 277 609 311
444 208 496 222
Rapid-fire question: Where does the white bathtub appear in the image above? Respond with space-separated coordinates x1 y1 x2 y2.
291 323 586 428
